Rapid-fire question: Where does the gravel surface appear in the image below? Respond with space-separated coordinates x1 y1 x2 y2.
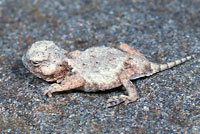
0 0 199 133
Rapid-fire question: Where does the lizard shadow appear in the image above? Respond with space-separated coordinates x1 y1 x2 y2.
54 86 125 96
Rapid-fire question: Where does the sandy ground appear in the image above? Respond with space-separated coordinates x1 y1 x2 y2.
0 0 199 133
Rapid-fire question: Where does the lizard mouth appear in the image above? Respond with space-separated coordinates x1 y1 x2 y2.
23 63 64 82
41 66 66 82
22 55 67 82
32 71 64 82
44 75 58 82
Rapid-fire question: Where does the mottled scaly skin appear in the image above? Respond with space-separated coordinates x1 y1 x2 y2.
67 46 150 92
22 41 194 107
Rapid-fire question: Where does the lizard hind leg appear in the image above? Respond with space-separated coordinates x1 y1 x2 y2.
107 69 138 108
119 43 143 56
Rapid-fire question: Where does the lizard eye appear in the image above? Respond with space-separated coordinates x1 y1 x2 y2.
31 61 40 66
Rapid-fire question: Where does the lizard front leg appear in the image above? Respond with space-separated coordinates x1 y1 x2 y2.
107 69 138 107
44 75 85 97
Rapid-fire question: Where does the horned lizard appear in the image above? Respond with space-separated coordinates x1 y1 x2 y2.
22 40 194 107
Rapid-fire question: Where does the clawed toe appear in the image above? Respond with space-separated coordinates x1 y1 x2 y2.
43 89 53 97
106 95 137 108
43 84 61 97
119 95 132 105
106 96 126 108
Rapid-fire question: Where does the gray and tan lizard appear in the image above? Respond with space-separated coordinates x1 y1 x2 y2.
22 40 194 107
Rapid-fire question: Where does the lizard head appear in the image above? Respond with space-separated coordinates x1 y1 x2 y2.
22 40 69 82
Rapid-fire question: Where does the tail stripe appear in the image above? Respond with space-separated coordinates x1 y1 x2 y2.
158 65 161 72
175 59 181 65
166 62 170 68
180 58 183 63
148 55 194 76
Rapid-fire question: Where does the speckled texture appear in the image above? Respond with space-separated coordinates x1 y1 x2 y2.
70 44 150 91
0 0 199 133
22 40 68 82
73 46 127 86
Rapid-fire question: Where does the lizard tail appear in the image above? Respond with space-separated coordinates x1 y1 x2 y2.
148 55 195 76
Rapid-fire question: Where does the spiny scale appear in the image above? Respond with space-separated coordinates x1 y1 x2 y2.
149 55 195 76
